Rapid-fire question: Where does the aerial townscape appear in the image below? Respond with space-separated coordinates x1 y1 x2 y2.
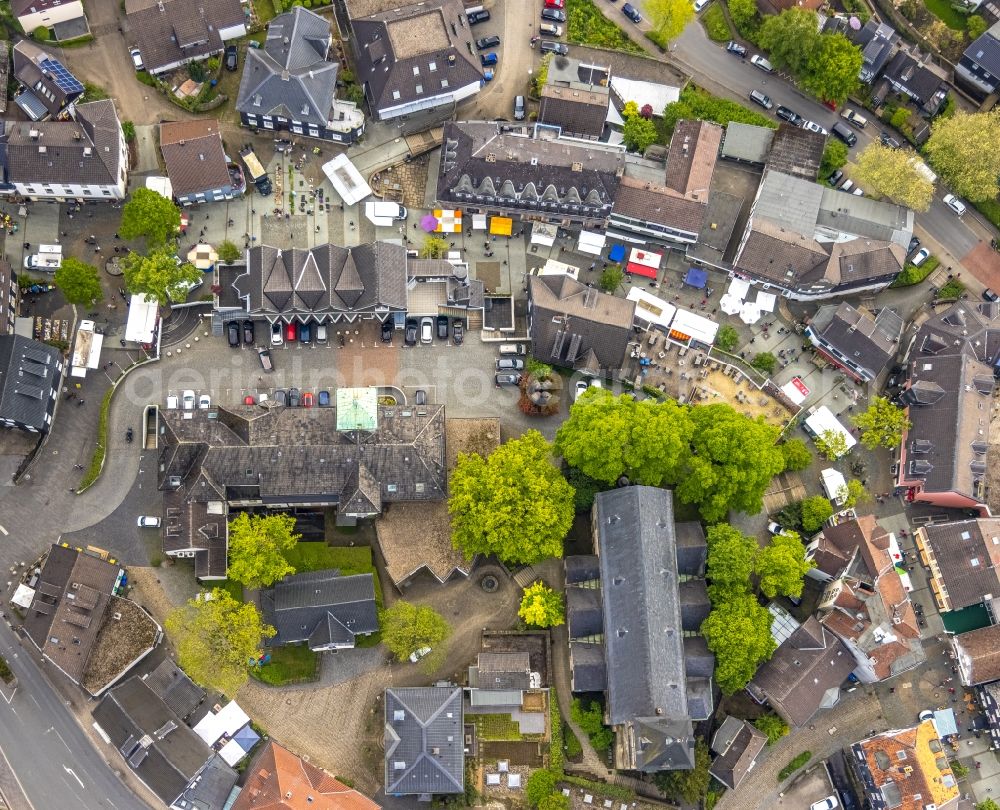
3 0 1000 808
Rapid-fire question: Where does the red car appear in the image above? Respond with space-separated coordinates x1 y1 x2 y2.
545 0 565 6
302 392 314 408
285 322 297 342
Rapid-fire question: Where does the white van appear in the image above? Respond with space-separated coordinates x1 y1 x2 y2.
364 201 408 226
24 244 62 271
498 343 527 356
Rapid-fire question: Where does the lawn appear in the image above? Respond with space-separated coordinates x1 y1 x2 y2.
701 3 732 42
922 0 968 30
250 644 320 686
467 713 523 741
566 0 645 54
217 579 244 602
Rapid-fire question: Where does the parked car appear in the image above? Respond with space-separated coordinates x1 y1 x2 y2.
910 248 931 267
984 289 1000 303
540 40 569 55
839 179 855 193
436 315 449 339
182 389 196 410
302 392 314 408
694 0 712 10
908 236 921 253
271 321 283 346
318 390 331 406
514 95 526 120
420 317 434 344
198 394 211 410
274 389 288 406
545 0 565 6
880 131 900 149
414 389 427 406
943 193 967 216
810 799 838 810
750 54 774 72
499 343 527 355
299 321 312 343
480 52 498 67
130 48 144 70
801 120 828 135
288 387 301 407
315 323 328 344
497 358 525 370
409 646 432 663
767 521 785 535
224 45 238 72
841 108 868 128
574 379 590 401
242 319 255 345
257 348 273 372
467 9 490 24
495 372 523 386
137 516 161 528
749 89 772 110
539 22 563 36
475 35 500 50
621 2 642 22
404 318 418 346
227 320 240 347
166 394 178 409
285 322 297 342
726 40 747 57
381 320 394 343
827 169 844 186
776 105 802 125
542 7 566 21
453 319 465 345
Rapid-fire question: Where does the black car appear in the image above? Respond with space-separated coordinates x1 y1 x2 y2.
242 319 254 345
414 389 427 406
224 45 238 72
381 320 394 343
436 315 449 339
880 131 901 149
468 9 490 24
908 235 921 253
299 321 311 343
776 105 803 125
475 35 501 50
540 40 568 55
984 289 1000 302
453 319 464 345
404 318 418 346
726 40 747 57
541 7 566 21
495 373 522 386
621 2 641 22
827 169 844 186
227 320 240 347
288 387 300 407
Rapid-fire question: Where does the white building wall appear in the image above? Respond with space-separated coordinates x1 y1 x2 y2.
376 80 480 121
17 0 85 32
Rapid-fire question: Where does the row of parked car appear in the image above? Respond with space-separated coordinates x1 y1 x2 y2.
403 316 464 346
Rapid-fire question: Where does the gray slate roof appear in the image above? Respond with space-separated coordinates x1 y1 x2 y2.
0 334 61 431
260 569 378 649
473 652 531 690
142 660 205 720
384 686 464 795
709 716 767 790
236 7 338 129
569 641 607 692
920 519 1000 612
126 0 244 74
808 301 902 381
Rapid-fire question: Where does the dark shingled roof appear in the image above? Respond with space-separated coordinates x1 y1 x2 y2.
538 85 608 139
384 686 464 795
12 40 83 119
920 519 1000 612
569 642 607 692
126 0 244 74
883 50 948 107
764 124 826 182
808 301 903 382
0 334 62 432
709 716 767 790
159 119 231 199
142 660 205 720
954 624 1000 686
566 585 603 639
612 177 707 238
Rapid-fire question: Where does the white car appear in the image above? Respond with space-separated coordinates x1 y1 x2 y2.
198 394 211 410
137 516 161 528
693 0 712 10
574 379 590 401
750 54 774 73
130 48 144 70
271 322 283 346
419 317 433 345
943 193 967 216
182 389 196 410
801 120 829 135
409 646 432 663
165 395 178 409
810 798 838 810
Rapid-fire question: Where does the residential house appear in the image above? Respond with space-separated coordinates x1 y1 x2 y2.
538 58 611 140
141 660 205 722
805 514 869 583
956 20 1000 99
157 392 446 580
763 123 826 182
0 100 129 201
218 241 407 326
12 0 88 42
92 676 238 810
747 616 855 726
732 170 913 300
384 686 464 796
0 334 63 433
125 0 245 76
0 259 17 335
437 121 625 227
847 721 960 810
806 302 903 385
527 273 636 375
12 40 83 121
894 301 999 512
236 7 364 144
880 50 949 117
260 570 379 651
566 487 714 772
159 120 241 206
915 519 1000 612
346 0 482 122
951 624 1000 686
850 20 898 84
231 741 380 810
468 652 535 694
709 716 767 790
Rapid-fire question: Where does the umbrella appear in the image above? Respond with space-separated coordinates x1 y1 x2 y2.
420 213 439 232
849 15 862 29
719 294 742 315
739 302 761 325
187 244 218 270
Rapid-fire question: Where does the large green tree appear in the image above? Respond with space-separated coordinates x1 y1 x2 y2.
119 187 182 247
646 0 695 42
701 593 776 694
802 33 862 104
654 740 711 804
759 8 820 74
924 110 1000 202
54 257 103 305
705 524 759 601
800 495 834 532
815 428 849 460
450 430 574 565
757 531 813 598
226 513 300 590
820 140 849 179
780 438 813 472
852 396 912 450
380 601 450 662
165 589 275 696
122 246 202 307
853 144 934 211
728 0 759 30
519 581 565 628
622 114 659 153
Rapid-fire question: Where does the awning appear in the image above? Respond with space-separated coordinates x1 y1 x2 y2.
933 709 958 738
540 259 579 279
577 230 607 256
627 286 676 329
781 377 810 405
756 291 777 312
187 244 218 270
683 267 708 289
472 214 487 230
490 216 513 236
434 209 462 233
608 244 627 263
669 308 719 345
626 247 661 280
531 222 557 247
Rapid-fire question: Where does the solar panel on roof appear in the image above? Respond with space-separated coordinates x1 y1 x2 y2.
40 59 83 95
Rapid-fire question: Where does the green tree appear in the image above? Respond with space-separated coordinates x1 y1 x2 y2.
119 187 181 247
968 14 988 39
754 713 789 744
519 581 565 628
450 431 574 565
571 699 613 752
122 246 202 307
715 324 739 352
526 770 559 807
701 593 776 694
622 114 659 153
780 438 813 472
654 739 711 804
759 8 820 74
646 0 695 42
165 589 275 696
814 428 849 460
226 513 300 590
728 0 759 30
757 531 813 598
598 265 624 293
32 26 51 41
706 523 758 601
841 478 870 509
421 235 449 258
751 351 777 375
676 404 785 522
852 396 912 450
925 110 1000 202
977 800 1000 810
54 257 103 305
802 34 862 104
538 793 570 810
800 495 834 532
217 239 241 264
853 144 934 210
380 601 450 662
820 140 849 179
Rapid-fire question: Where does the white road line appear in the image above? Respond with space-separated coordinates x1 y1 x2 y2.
0 741 36 810
0 525 7 535
62 765 84 789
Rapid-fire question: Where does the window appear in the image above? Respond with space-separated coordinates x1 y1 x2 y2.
412 65 420 76
429 61 437 71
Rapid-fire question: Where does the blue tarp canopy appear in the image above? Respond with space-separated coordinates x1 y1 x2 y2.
608 244 626 262
683 267 708 289
933 709 958 738
233 724 261 753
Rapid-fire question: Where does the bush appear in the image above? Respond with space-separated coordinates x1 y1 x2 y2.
122 121 136 142
78 386 115 491
777 751 812 781
0 655 13 684
938 278 965 299
137 71 159 88
702 3 732 41
566 0 644 53
32 26 50 41
951 759 970 777
564 723 583 758
526 770 559 807
550 698 564 772
571 699 613 753
664 85 776 137
83 82 109 102
754 713 789 744
890 255 940 287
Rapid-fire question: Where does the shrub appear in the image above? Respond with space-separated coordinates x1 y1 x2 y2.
702 3 732 41
566 0 644 53
663 85 776 137
0 655 13 684
78 386 116 490
938 278 965 299
890 255 940 287
571 699 613 753
754 713 789 744
122 121 136 142
32 26 51 41
777 751 812 781
564 723 583 758
715 324 739 352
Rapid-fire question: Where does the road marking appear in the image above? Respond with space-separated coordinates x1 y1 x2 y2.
0 688 14 705
62 765 84 789
0 525 7 535
45 726 72 753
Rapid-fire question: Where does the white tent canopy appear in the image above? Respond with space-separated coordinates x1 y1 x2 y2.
472 213 487 230
739 302 761 325
627 286 677 330
531 222 557 247
321 154 372 206
719 294 742 315
124 295 159 344
577 230 607 255
669 308 719 345
193 701 250 746
755 291 777 312
727 278 751 300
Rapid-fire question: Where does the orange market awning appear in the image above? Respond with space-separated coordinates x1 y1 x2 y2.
434 209 462 233
489 216 513 236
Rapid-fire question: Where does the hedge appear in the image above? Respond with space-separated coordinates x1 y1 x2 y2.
889 255 940 287
777 751 812 781
78 386 114 491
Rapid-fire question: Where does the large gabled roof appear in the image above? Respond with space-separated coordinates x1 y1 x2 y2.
0 334 61 430
384 686 464 795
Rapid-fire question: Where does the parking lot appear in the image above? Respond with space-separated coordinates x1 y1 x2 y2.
778 764 838 810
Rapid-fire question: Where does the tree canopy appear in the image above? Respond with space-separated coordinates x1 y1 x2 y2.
122 246 202 307
715 324 739 352
646 0 695 42
754 714 789 744
653 739 711 803
728 0 758 29
226 513 300 590
705 524 758 602
450 430 574 565
54 257 103 305
852 396 911 450
802 33 862 104
217 239 241 264
801 495 834 533
598 265 624 293
925 110 1000 203
165 589 275 696
780 438 813 472
853 144 934 211
841 478 870 509
815 428 849 460
701 593 776 694
759 8 819 74
380 601 450 662
119 187 181 247
757 531 813 598
526 770 559 808
622 112 659 153
820 140 849 179
518 581 565 628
